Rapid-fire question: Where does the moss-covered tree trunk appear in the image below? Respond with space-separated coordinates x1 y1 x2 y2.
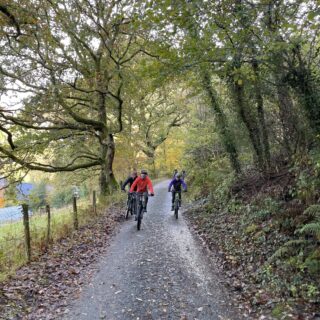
202 71 241 174
232 81 264 170
96 65 117 196
276 78 301 155
252 60 271 169
105 134 118 192
291 46 320 137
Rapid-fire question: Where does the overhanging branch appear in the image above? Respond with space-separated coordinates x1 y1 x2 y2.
0 145 101 172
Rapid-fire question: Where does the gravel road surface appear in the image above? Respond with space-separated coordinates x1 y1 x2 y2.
65 180 238 320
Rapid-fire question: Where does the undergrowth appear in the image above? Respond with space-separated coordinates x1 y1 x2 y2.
185 156 320 318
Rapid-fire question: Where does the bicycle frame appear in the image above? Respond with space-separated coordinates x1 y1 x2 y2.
136 193 146 213
125 192 137 219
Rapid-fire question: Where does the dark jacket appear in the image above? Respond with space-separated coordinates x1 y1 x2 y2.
122 176 137 191
172 170 178 178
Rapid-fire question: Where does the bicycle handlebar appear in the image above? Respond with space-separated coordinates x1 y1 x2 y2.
129 192 154 196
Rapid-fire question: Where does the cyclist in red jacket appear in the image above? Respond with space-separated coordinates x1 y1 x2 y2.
129 169 154 212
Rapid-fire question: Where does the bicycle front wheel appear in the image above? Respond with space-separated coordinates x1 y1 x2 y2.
137 205 143 230
174 199 179 219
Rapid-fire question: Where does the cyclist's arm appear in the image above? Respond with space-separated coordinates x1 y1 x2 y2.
147 177 154 194
121 177 131 190
129 177 139 193
181 179 187 191
168 179 174 192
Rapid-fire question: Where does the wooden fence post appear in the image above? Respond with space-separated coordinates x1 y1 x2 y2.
22 204 31 262
46 204 51 245
93 190 97 215
73 196 79 230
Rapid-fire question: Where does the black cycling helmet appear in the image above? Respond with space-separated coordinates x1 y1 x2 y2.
176 172 181 178
141 169 148 175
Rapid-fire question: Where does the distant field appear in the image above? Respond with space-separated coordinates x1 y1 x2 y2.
0 206 24 223
0 200 91 281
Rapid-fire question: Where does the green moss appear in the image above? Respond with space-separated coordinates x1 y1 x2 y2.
245 223 258 234
271 303 286 318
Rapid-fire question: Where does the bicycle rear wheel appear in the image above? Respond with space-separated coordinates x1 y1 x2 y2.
125 195 131 220
125 207 130 220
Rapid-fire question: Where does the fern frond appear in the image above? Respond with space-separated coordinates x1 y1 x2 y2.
282 239 309 247
271 246 290 260
270 239 308 260
299 222 320 239
303 205 320 220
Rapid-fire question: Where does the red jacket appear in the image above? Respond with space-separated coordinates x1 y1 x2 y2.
129 176 154 194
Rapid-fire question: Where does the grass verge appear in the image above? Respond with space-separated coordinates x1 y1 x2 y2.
0 192 126 282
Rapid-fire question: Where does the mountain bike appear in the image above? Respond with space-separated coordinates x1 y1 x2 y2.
125 192 136 220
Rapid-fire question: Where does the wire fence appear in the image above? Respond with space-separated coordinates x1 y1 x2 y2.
0 191 98 280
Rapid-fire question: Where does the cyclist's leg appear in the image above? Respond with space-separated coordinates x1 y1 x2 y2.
131 195 135 215
171 191 176 210
131 193 136 208
178 191 182 206
143 192 148 212
130 193 135 213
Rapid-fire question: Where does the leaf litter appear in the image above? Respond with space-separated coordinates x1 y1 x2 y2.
0 205 124 320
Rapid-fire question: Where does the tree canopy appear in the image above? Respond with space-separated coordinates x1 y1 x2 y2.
0 0 319 195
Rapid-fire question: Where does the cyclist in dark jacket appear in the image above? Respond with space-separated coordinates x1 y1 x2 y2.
121 171 138 191
168 172 187 211
172 168 178 178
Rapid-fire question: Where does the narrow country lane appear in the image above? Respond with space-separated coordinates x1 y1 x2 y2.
65 180 238 320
